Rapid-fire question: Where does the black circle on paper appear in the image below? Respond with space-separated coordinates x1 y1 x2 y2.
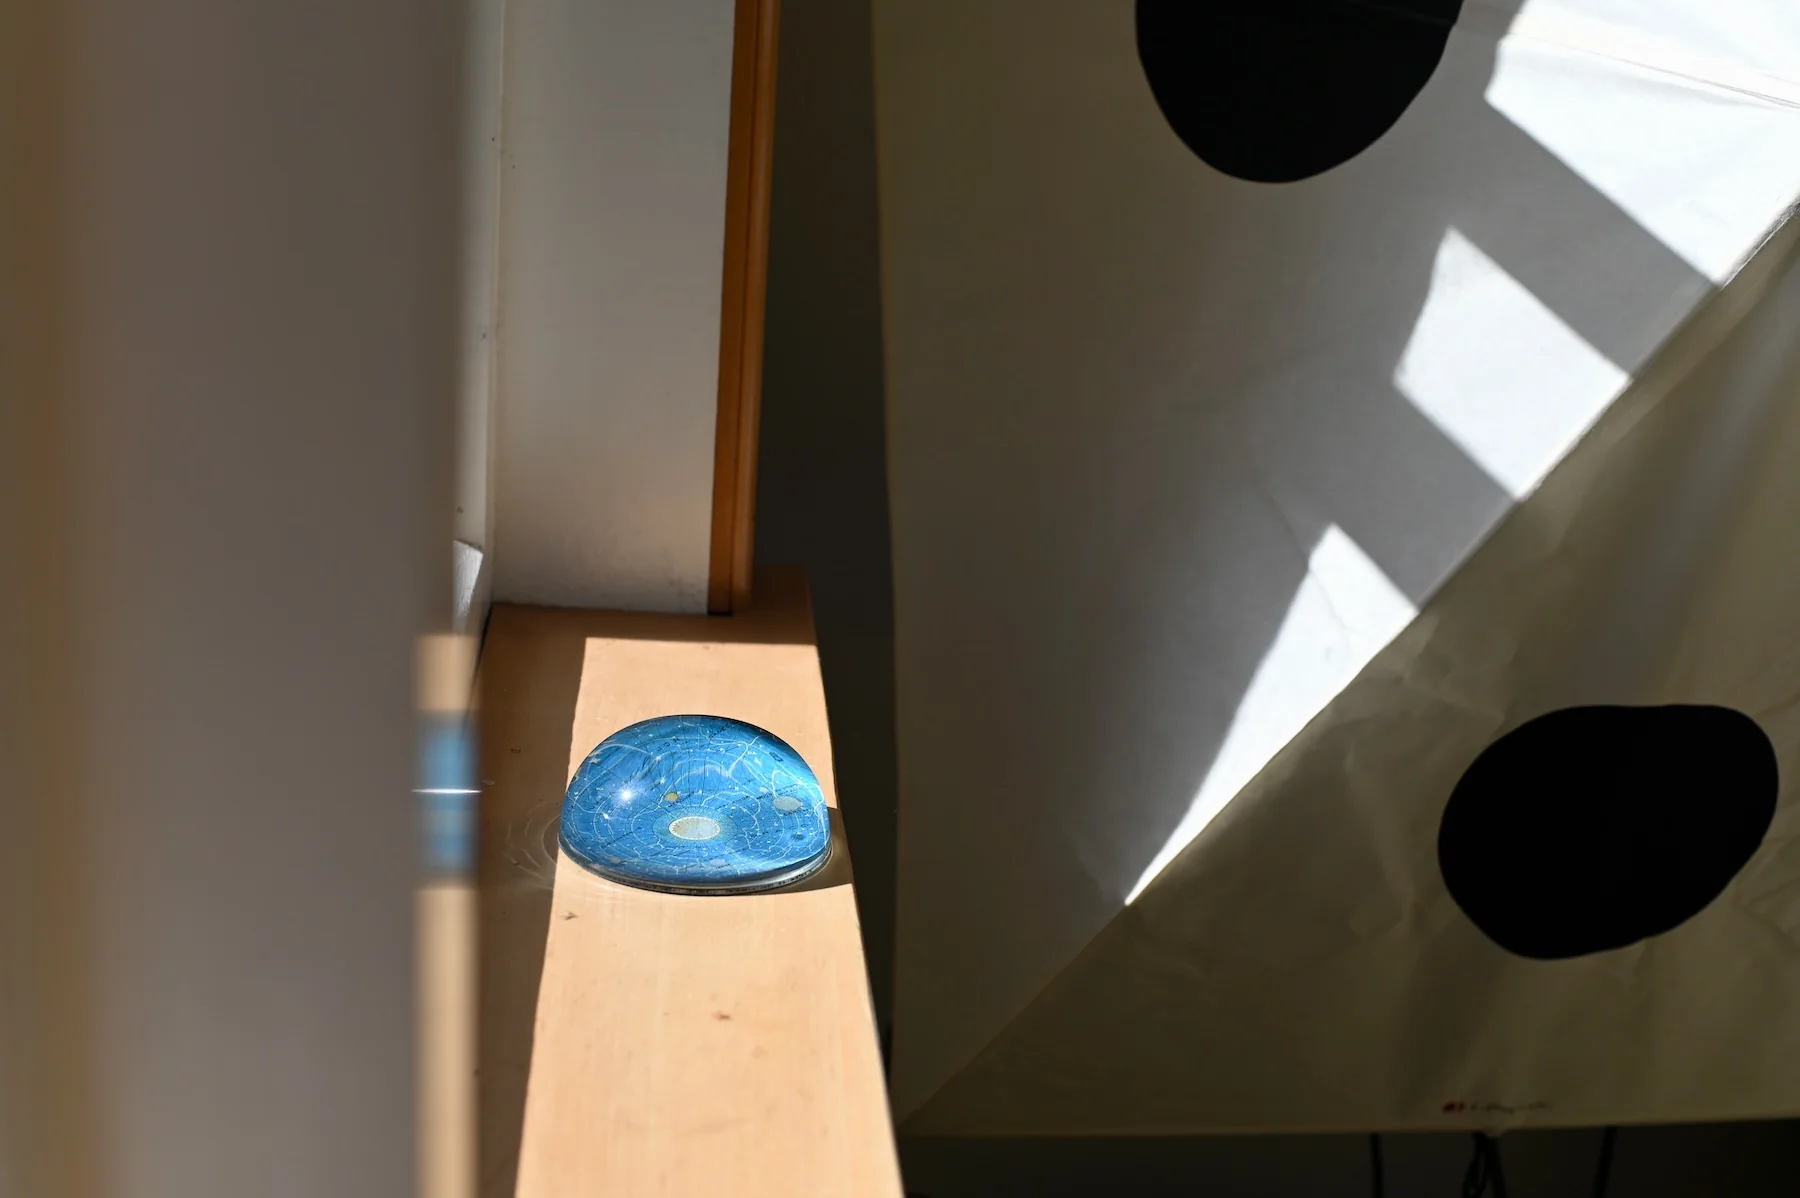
1438 705 1778 960
1136 0 1464 183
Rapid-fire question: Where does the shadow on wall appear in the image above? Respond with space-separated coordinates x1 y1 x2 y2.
884 0 1727 1113
755 0 900 1037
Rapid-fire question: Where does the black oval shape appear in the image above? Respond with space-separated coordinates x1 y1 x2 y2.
1136 0 1463 183
1438 705 1778 960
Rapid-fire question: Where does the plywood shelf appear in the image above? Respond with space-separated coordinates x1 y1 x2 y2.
476 568 901 1198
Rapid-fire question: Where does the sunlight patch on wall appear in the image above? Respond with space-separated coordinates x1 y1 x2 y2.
1127 526 1415 904
1486 4 1800 284
1397 228 1628 499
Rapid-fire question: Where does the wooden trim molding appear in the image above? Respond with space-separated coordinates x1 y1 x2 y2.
708 0 782 615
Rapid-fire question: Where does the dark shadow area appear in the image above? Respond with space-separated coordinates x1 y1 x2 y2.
756 0 901 1039
900 1121 1800 1197
475 607 586 1198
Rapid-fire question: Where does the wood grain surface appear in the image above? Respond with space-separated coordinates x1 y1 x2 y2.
477 569 900 1198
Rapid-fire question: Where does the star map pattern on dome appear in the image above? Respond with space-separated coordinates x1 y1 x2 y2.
559 714 832 894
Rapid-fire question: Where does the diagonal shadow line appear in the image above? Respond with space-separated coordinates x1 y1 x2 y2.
1456 103 1715 369
1334 94 1724 597
1244 379 1517 602
1235 8 1727 602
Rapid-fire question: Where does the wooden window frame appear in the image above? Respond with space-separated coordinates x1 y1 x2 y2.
708 0 782 615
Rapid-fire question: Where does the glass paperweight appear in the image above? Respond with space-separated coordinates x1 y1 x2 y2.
559 714 832 895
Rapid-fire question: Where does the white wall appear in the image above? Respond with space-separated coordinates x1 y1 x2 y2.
453 0 512 637
493 0 737 613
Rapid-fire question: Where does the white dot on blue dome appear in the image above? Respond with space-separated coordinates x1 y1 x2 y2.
670 815 722 841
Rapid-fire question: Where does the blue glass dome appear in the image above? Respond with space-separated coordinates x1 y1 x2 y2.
559 714 832 894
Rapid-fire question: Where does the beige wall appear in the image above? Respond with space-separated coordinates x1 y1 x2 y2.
0 2 459 1194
